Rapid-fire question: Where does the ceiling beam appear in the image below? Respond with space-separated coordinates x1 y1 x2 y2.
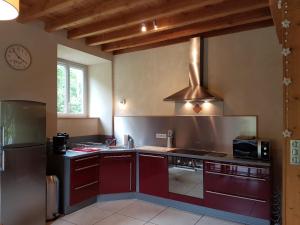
45 0 161 32
113 19 274 55
67 0 224 39
269 0 283 43
86 0 269 46
18 0 77 23
102 8 271 52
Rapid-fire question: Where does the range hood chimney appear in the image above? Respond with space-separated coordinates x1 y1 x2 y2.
164 37 221 102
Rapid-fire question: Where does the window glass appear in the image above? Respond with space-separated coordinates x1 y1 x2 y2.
56 61 86 116
57 64 67 113
69 67 84 114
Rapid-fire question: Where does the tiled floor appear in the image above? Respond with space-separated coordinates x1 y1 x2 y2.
47 199 244 225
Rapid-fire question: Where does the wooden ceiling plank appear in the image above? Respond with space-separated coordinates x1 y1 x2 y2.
67 0 224 39
18 0 77 23
45 0 161 32
102 8 271 52
86 0 269 46
113 19 274 55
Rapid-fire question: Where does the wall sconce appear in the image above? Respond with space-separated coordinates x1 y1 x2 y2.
120 98 126 105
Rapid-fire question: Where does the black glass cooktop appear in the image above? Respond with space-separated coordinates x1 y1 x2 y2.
170 149 227 157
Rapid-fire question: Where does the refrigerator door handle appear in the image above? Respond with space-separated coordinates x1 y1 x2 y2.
0 126 5 171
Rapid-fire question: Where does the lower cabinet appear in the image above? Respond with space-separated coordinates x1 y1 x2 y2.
100 153 136 194
70 155 100 206
139 153 168 198
204 161 271 220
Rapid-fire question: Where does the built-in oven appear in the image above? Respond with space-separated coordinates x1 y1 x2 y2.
168 156 203 199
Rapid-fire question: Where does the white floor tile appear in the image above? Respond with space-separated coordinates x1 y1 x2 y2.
47 219 74 225
94 199 136 213
118 200 166 221
63 205 113 225
94 214 145 225
150 207 202 225
195 216 244 225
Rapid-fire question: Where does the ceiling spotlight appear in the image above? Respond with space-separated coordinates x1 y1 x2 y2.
153 20 158 30
141 23 147 32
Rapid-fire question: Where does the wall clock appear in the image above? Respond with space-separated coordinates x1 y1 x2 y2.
5 44 32 70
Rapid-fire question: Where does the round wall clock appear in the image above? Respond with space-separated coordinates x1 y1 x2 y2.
5 44 32 70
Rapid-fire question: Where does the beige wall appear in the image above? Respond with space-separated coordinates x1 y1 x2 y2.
89 62 113 135
0 21 112 137
114 27 283 185
57 118 101 136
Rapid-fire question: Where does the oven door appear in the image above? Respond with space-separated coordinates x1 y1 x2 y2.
168 162 203 199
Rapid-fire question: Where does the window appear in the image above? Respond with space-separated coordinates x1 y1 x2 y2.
57 60 87 116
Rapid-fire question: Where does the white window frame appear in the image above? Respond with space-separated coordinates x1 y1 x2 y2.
57 59 88 118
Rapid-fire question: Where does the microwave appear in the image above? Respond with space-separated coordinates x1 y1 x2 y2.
233 137 270 161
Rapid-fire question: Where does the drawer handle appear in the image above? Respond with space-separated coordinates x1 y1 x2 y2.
75 156 99 162
75 164 99 171
205 161 268 170
206 190 267 203
74 181 98 190
139 154 165 159
104 155 132 159
205 171 267 181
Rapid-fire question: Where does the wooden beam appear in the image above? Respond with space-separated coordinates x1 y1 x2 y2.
67 0 224 39
102 8 271 52
45 0 161 32
87 0 269 46
269 0 283 43
18 0 77 23
113 19 274 55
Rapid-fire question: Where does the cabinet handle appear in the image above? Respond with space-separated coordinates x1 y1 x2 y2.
205 161 268 170
129 162 132 191
74 181 98 191
205 171 267 181
75 155 99 162
75 164 99 172
0 126 5 172
206 190 267 203
104 155 132 159
139 154 165 159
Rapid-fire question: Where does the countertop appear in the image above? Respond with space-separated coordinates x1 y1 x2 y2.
63 145 271 167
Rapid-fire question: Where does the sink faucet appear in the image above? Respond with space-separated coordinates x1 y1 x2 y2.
105 138 116 147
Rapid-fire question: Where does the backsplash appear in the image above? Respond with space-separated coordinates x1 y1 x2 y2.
114 116 256 154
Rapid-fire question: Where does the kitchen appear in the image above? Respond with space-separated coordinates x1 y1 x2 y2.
0 1 299 225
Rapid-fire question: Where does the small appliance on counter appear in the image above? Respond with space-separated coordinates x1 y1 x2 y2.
233 136 270 161
53 133 69 154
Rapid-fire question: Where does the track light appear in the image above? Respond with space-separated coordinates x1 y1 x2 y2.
153 20 158 30
141 23 147 32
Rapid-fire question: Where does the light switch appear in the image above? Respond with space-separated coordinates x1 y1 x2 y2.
290 140 300 165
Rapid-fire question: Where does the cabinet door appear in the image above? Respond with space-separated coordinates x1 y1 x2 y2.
100 153 135 194
139 154 168 197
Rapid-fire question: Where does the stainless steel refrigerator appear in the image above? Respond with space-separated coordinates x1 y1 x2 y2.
0 100 46 225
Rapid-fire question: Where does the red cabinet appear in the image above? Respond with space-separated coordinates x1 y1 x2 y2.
139 153 168 198
100 153 136 194
204 161 271 220
70 155 100 206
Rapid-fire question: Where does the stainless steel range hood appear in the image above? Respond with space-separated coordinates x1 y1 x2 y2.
164 37 221 102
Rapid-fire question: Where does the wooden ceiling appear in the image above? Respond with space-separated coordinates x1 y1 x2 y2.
19 0 274 55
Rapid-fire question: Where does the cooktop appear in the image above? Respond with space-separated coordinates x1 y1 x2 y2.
170 149 227 157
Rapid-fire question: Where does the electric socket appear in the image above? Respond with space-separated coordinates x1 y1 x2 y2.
156 133 167 139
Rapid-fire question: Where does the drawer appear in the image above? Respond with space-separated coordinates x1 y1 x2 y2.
204 190 268 218
70 180 99 206
205 161 270 179
71 155 100 169
204 170 270 200
71 164 99 188
101 153 135 161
